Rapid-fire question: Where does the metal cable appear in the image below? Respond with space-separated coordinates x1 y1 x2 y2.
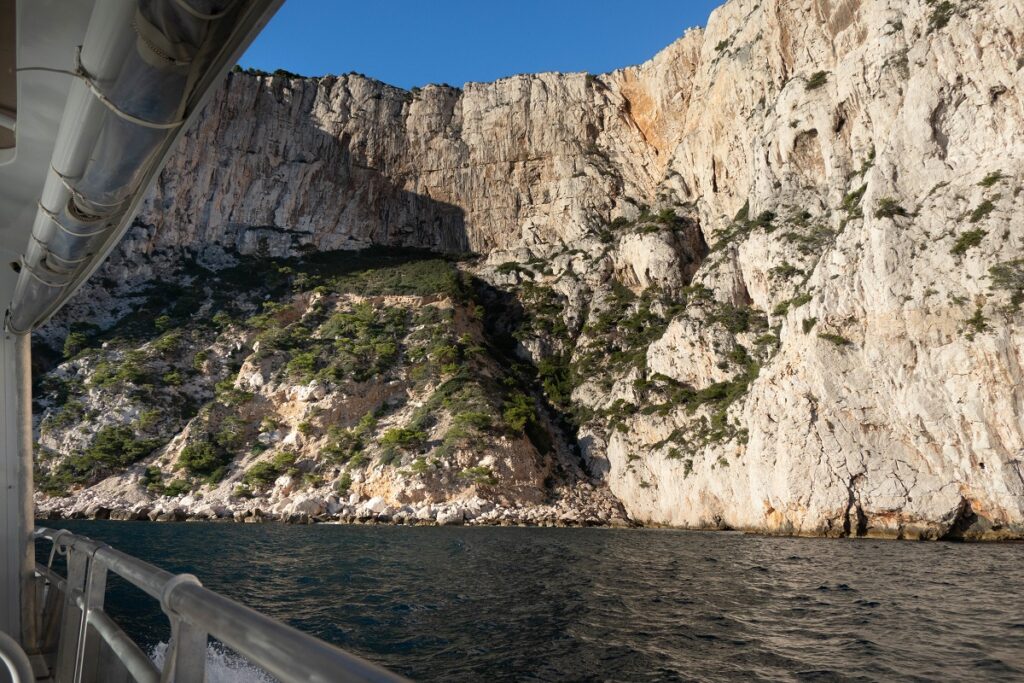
51 164 127 210
17 51 187 131
30 235 92 265
19 262 69 289
37 202 112 238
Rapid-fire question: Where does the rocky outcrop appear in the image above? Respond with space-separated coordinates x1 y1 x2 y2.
36 0 1024 539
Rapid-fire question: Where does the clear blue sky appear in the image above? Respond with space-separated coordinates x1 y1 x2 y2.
240 0 722 89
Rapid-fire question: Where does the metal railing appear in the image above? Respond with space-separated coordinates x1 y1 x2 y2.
33 527 408 683
0 630 34 683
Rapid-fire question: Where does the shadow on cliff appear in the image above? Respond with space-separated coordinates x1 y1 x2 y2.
226 77 472 256
327 132 472 254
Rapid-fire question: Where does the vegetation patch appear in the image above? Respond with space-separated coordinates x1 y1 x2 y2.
178 440 232 483
458 466 497 486
841 185 868 218
805 71 828 91
979 171 1004 188
875 198 909 219
950 229 986 256
989 260 1024 312
818 332 853 347
242 451 299 489
36 425 160 496
970 199 996 223
964 306 988 339
927 0 956 32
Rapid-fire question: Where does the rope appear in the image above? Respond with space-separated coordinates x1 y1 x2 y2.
19 262 69 289
131 15 194 68
30 235 92 266
172 0 232 21
37 202 112 238
51 164 127 210
17 49 186 131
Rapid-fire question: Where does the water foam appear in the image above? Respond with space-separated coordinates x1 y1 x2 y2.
151 641 277 683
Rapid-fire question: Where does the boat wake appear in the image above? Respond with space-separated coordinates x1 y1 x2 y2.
151 641 276 683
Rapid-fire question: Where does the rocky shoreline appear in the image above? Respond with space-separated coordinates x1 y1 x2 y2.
35 487 633 528
38 494 1023 542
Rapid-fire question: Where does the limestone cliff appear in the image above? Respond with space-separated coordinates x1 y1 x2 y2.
35 0 1024 538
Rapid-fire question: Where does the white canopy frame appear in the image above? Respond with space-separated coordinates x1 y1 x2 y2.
0 0 283 662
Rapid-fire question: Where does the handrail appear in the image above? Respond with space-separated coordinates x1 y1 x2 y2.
84 610 160 683
34 527 408 683
0 631 34 683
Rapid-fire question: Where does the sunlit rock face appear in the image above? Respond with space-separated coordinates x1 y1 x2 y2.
38 0 1024 538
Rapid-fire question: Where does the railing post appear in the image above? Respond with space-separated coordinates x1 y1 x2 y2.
0 329 35 649
75 554 107 683
38 570 64 655
159 575 206 683
54 546 87 683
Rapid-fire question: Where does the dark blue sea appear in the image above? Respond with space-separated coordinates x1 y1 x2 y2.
38 521 1024 682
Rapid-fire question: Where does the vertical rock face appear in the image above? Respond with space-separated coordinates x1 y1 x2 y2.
615 0 1024 539
134 31 703 258
39 0 1024 538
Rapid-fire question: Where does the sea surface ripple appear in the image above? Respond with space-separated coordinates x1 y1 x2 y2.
43 521 1024 682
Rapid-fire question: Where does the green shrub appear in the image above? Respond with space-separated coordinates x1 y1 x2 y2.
178 441 230 482
928 1 955 32
965 306 988 337
979 171 1003 188
406 457 430 475
875 198 909 219
272 451 298 471
950 229 986 256
213 418 246 453
242 461 280 488
802 318 818 334
335 471 352 494
232 484 253 499
380 428 427 451
989 260 1024 311
45 400 84 432
90 355 149 388
502 392 536 432
83 426 159 473
818 332 853 347
970 199 996 223
162 370 184 386
63 331 90 359
163 479 192 497
153 331 182 354
770 262 803 279
752 210 776 229
451 411 491 434
790 292 813 308
214 376 252 407
285 351 318 381
138 409 160 430
142 466 165 494
322 429 362 463
805 71 828 90
841 185 867 216
458 466 497 486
